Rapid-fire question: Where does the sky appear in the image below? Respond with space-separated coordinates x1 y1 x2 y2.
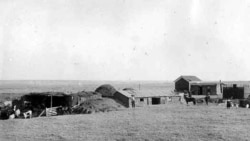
0 0 250 81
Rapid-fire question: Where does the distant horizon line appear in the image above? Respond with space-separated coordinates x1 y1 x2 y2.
0 79 249 82
0 79 173 82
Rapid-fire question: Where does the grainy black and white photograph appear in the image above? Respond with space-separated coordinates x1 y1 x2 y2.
0 0 250 141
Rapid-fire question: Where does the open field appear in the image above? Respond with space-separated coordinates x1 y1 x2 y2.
0 103 250 141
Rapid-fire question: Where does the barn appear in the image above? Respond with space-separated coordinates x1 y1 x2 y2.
174 76 201 92
114 89 180 108
189 81 223 95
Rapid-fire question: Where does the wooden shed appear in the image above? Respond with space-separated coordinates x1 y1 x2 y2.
174 76 201 92
190 81 223 95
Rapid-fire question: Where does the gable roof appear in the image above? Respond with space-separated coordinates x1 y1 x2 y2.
174 75 201 82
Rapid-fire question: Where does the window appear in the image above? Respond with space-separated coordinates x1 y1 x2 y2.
140 98 144 102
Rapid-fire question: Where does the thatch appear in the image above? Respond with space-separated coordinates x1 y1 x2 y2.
95 84 117 97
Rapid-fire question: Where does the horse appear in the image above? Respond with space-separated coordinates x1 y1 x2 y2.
183 94 196 105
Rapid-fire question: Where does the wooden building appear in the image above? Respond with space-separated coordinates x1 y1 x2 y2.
174 76 201 92
189 81 223 95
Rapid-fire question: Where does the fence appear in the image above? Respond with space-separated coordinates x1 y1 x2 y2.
45 106 60 116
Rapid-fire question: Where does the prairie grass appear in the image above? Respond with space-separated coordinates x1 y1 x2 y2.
0 102 250 141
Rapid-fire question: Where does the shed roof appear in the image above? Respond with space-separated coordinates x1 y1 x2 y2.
190 81 224 86
174 75 201 82
117 90 134 97
118 89 176 98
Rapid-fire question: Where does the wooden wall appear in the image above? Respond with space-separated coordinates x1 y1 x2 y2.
175 78 189 92
191 85 217 95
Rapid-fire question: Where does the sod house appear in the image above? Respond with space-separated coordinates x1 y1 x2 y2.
114 89 179 108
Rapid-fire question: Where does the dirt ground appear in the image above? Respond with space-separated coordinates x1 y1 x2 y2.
0 102 250 141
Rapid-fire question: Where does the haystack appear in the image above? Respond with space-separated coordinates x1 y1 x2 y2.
95 84 117 97
72 98 118 114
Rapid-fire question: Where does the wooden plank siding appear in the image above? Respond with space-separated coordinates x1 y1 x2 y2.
175 78 189 92
191 85 217 95
223 87 244 99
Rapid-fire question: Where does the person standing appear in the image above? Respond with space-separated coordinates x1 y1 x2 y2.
205 92 210 105
131 94 135 108
226 99 231 109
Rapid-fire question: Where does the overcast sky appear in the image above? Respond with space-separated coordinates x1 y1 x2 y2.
0 0 250 81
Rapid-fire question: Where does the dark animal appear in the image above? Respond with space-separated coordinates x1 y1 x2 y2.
184 94 196 105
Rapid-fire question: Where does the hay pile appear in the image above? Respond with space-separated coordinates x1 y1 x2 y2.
95 84 117 97
72 98 119 114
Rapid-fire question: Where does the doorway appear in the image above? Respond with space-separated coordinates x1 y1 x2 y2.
199 87 203 95
152 98 161 105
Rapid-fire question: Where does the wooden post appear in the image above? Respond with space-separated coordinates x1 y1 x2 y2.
39 110 45 117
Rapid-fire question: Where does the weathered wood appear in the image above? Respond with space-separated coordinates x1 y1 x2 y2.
38 110 45 117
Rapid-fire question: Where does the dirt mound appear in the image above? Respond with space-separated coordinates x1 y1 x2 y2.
72 98 122 114
95 84 117 97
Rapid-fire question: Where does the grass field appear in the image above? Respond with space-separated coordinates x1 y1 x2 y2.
0 103 250 141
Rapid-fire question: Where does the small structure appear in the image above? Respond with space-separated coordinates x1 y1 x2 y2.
114 89 179 108
21 92 73 108
174 76 201 92
223 84 244 99
190 81 223 95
